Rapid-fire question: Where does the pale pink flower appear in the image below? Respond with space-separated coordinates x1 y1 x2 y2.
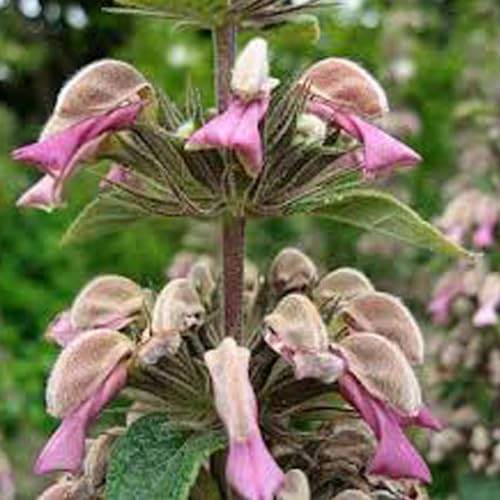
205 338 284 500
300 58 421 177
187 38 279 177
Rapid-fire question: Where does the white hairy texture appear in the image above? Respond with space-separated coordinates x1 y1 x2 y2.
337 333 422 415
296 113 328 143
205 338 256 441
42 59 151 139
264 294 328 353
187 257 217 306
300 57 389 118
268 247 318 296
474 193 500 224
231 38 279 100
152 278 205 336
313 267 374 309
276 469 311 500
46 329 133 417
342 291 424 365
71 275 144 331
84 433 118 487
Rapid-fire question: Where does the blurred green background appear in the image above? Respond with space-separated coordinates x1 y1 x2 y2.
0 0 498 498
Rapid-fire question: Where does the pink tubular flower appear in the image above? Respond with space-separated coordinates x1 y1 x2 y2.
186 38 279 177
205 338 284 500
35 364 127 474
472 195 499 249
300 58 421 177
428 270 465 326
263 294 437 483
35 329 133 474
337 373 433 482
12 59 152 210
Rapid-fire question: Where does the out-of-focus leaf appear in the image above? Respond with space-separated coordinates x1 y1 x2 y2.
458 474 500 500
292 189 475 259
106 413 226 500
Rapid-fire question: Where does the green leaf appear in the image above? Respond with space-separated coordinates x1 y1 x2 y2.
294 189 475 259
62 195 151 245
106 414 226 500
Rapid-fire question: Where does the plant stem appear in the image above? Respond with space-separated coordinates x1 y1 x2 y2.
213 22 246 342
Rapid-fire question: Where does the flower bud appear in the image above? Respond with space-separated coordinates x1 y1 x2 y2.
187 257 217 308
474 273 500 327
470 426 490 452
336 333 422 415
268 248 318 297
342 292 424 365
264 294 329 355
300 58 388 119
313 267 374 312
295 113 328 145
244 260 261 317
71 275 145 333
47 329 134 417
152 278 206 337
43 59 153 139
276 469 310 500
231 38 279 101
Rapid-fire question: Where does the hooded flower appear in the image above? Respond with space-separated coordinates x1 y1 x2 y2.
186 38 279 176
99 163 142 191
12 59 153 210
300 58 421 177
205 338 284 500
140 278 206 364
36 329 133 474
263 295 440 483
473 273 500 327
45 275 145 347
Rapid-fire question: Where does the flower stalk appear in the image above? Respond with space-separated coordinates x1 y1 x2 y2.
213 20 247 342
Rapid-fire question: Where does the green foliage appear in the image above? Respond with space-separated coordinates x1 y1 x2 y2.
458 474 500 500
294 189 473 259
106 413 226 500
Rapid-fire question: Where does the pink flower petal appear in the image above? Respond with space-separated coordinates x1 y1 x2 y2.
16 175 64 211
473 302 498 327
46 311 78 348
12 102 142 177
338 373 431 483
35 363 127 474
473 223 496 249
446 225 467 245
334 112 422 177
307 100 421 176
397 406 443 432
100 164 141 191
205 338 284 500
428 281 463 326
227 432 285 500
187 97 268 176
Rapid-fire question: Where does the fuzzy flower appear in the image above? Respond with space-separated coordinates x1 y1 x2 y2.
264 295 440 483
45 275 145 347
205 338 284 500
12 59 153 210
186 38 279 177
35 330 133 474
300 58 421 177
473 273 500 327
